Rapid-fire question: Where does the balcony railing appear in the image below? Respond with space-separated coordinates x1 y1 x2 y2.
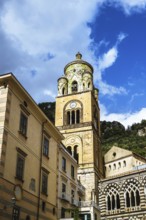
60 193 70 202
79 201 100 210
77 181 85 195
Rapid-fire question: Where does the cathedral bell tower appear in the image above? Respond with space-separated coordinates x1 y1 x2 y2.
55 53 103 204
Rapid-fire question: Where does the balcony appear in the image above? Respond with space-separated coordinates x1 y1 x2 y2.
71 199 78 207
77 181 85 196
60 193 70 202
79 201 100 210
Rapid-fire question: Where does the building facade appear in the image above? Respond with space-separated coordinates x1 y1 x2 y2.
58 143 85 220
99 146 146 220
0 73 63 220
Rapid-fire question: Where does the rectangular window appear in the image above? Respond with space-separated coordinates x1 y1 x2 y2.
42 201 46 212
62 183 66 193
71 189 75 204
16 155 25 181
19 112 28 136
12 206 20 220
71 165 74 179
62 157 66 172
42 172 48 195
61 207 65 218
43 137 49 157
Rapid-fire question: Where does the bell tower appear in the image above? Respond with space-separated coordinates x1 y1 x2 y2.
55 53 103 204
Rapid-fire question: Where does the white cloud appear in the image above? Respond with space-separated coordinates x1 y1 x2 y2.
112 0 146 14
97 47 118 72
94 33 128 96
100 103 146 128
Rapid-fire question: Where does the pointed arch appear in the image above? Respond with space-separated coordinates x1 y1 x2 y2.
122 178 141 208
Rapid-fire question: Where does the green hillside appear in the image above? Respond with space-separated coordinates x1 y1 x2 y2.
100 120 146 157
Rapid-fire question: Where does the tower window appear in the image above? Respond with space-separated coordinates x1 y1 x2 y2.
72 110 75 124
67 146 72 155
76 110 80 124
62 87 65 95
72 81 78 92
74 145 79 163
66 110 80 125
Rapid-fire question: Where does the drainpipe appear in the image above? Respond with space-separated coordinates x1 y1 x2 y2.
37 120 47 220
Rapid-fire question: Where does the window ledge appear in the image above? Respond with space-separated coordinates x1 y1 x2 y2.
41 192 48 197
18 130 27 139
62 169 67 173
43 154 49 159
15 176 24 183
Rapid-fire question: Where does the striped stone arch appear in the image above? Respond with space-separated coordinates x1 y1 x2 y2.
143 176 146 197
122 178 141 208
104 183 121 211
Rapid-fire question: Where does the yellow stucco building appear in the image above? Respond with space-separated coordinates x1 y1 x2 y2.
0 73 63 220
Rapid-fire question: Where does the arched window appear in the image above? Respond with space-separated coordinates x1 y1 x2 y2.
76 110 80 124
67 146 72 155
74 145 79 163
107 195 111 210
83 83 85 90
72 111 75 124
124 179 140 208
67 111 70 125
62 87 65 95
66 110 80 125
72 81 78 92
118 162 121 169
126 191 130 207
106 185 120 211
123 160 126 167
88 82 91 88
113 163 116 170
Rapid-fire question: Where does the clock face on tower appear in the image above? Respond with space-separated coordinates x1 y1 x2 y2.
70 101 76 108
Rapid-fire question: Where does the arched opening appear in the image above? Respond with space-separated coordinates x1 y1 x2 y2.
76 110 80 124
123 160 126 167
118 162 121 169
126 192 130 207
136 190 140 206
88 82 91 88
131 191 135 206
62 87 65 95
67 146 72 155
113 163 116 170
112 195 115 210
72 111 75 124
83 83 85 90
107 195 111 210
74 145 79 163
117 194 120 209
67 111 70 125
72 81 78 92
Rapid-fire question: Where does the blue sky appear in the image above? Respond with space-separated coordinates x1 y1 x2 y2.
0 0 146 127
